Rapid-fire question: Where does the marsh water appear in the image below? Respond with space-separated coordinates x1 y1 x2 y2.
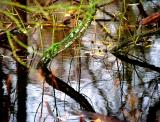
3 23 158 122
1 1 160 122
3 28 160 122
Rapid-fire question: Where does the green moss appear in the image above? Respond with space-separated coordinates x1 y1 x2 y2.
37 0 98 68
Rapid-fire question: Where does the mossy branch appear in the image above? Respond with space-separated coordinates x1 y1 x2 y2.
35 0 99 113
37 0 98 68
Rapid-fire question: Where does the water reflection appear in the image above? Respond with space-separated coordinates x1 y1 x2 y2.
0 6 160 122
26 22 160 122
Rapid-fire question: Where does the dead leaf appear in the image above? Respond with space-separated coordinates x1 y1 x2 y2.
140 12 160 25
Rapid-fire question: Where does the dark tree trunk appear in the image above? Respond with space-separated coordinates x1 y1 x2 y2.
16 34 28 122
17 55 28 122
14 0 28 121
0 54 4 121
147 100 160 122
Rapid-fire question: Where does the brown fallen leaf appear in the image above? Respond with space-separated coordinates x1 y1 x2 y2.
72 111 126 122
140 12 160 25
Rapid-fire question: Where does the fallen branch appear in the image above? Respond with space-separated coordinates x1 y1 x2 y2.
112 52 160 73
41 67 95 112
